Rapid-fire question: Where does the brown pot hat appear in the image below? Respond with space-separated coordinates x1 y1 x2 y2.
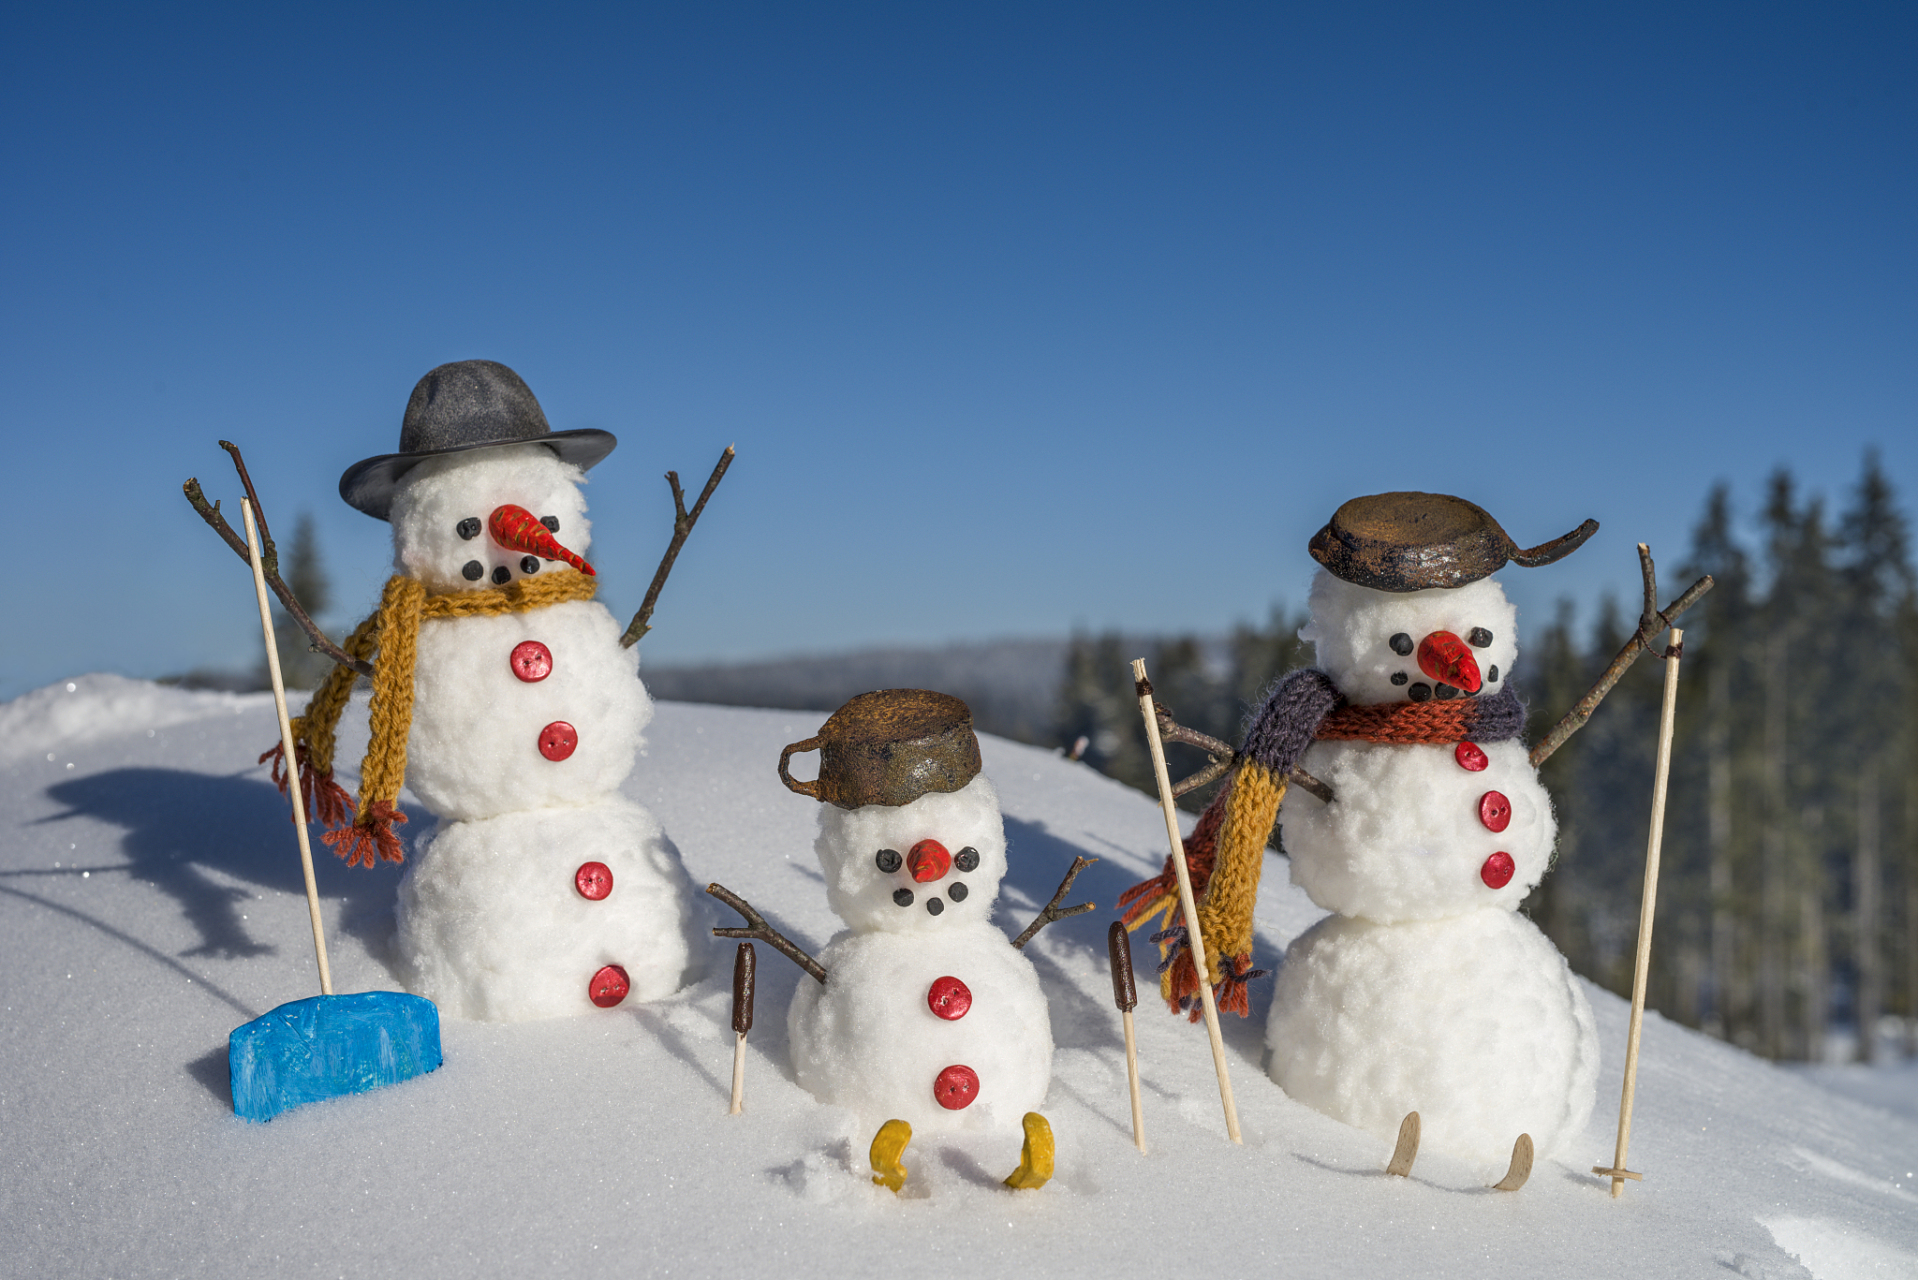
779 689 982 810
1309 491 1598 592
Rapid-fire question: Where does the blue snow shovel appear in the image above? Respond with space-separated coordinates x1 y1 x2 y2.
227 498 441 1122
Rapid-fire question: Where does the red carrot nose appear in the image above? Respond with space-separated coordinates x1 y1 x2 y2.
488 504 594 577
1417 630 1482 693
908 839 952 883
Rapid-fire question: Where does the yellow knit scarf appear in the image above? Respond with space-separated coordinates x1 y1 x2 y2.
264 570 598 867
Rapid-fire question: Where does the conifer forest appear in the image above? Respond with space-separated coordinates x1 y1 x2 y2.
1056 456 1918 1064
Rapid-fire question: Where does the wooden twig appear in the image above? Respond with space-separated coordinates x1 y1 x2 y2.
620 445 735 648
708 882 827 985
184 442 373 678
1386 1111 1420 1177
1596 625 1685 1198
242 499 334 997
1530 544 1712 768
1010 856 1096 950
1158 706 1336 804
730 942 754 1115
1108 921 1146 1154
1134 658 1242 1144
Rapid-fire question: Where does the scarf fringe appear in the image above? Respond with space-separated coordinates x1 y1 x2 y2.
259 739 356 829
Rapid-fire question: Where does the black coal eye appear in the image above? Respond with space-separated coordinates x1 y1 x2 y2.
892 887 914 907
540 515 559 532
1390 672 1408 686
875 849 902 873
1389 633 1414 656
457 517 482 540
954 847 980 872
948 882 968 902
520 556 540 574
1468 627 1494 648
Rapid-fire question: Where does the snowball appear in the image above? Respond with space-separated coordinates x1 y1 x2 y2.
1281 737 1554 922
1301 570 1521 706
788 925 1052 1132
812 776 1007 935
1265 908 1598 1167
389 444 593 594
395 796 708 1021
406 602 651 822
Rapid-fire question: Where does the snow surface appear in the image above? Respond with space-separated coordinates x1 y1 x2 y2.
3 675 1917 1280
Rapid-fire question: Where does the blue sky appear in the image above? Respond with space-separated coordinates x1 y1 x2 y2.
3 3 1913 701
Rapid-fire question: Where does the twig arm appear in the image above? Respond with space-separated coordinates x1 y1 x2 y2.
1156 705 1335 804
183 443 374 678
620 445 735 648
708 882 827 985
1010 856 1096 950
1529 544 1713 768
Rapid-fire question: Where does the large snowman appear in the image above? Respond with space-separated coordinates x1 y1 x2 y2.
1126 492 1601 1177
714 690 1085 1192
284 360 706 1021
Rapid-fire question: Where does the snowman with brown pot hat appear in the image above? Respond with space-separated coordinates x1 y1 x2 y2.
271 359 708 1021
710 689 1092 1193
1123 492 1602 1184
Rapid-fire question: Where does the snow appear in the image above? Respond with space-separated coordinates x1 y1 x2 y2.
3 677 1916 1280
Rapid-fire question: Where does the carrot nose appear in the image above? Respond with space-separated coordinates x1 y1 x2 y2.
1417 630 1482 693
908 839 952 883
488 504 594 577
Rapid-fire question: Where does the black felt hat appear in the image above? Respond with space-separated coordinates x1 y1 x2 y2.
338 360 617 521
1309 492 1598 591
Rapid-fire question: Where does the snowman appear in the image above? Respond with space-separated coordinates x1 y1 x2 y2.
711 690 1090 1192
1124 492 1601 1183
272 360 707 1021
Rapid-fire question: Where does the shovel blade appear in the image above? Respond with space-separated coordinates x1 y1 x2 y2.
229 992 442 1122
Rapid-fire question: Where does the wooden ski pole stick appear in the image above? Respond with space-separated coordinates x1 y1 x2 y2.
1133 658 1242 1144
1108 921 1147 1153
241 499 333 997
1594 617 1684 1198
730 942 755 1115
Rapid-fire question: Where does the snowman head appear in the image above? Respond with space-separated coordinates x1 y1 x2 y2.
813 775 1008 934
1301 570 1520 706
388 444 593 595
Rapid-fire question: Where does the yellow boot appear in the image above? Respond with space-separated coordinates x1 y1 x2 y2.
1002 1112 1054 1191
870 1119 912 1192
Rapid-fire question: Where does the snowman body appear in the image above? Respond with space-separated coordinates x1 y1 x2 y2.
383 444 704 1019
1265 570 1598 1165
787 775 1054 1132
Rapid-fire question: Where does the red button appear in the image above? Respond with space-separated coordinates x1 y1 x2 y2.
908 839 952 884
538 721 578 761
1481 852 1515 889
933 1064 979 1110
575 861 613 900
510 641 553 682
1478 790 1512 832
927 976 972 1021
1455 741 1488 772
589 964 630 1008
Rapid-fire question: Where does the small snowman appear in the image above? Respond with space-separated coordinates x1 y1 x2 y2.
1125 492 1601 1181
275 360 707 1020
712 690 1090 1192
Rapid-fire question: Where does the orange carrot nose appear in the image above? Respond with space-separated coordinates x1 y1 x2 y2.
908 839 952 883
488 504 594 576
1417 631 1482 693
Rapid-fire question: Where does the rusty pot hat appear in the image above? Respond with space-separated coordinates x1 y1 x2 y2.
1309 491 1598 592
339 360 618 521
779 689 983 809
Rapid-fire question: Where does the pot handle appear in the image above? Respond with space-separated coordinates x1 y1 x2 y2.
778 736 825 799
